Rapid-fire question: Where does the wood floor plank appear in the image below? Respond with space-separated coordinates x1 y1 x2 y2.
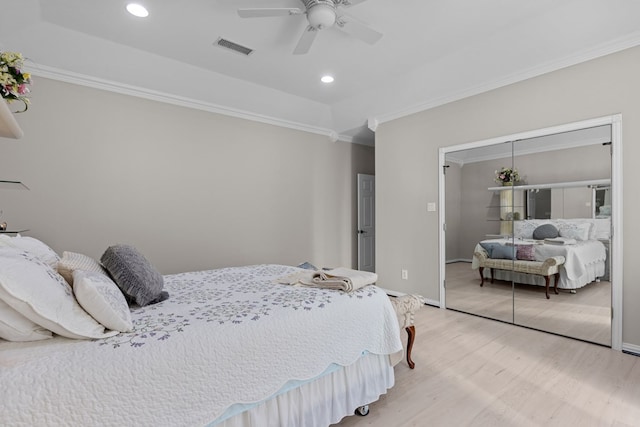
334 306 640 427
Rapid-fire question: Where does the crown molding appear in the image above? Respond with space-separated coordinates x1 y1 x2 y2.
372 32 640 127
30 65 353 144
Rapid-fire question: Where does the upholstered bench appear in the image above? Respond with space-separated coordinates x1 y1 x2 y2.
388 294 424 369
474 250 566 299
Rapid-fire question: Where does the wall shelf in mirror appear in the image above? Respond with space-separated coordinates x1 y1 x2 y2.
488 179 610 192
0 100 24 139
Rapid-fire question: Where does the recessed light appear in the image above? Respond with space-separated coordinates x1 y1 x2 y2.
126 3 149 17
321 75 334 83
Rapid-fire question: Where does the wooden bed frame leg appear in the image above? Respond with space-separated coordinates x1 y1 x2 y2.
544 275 550 299
479 267 485 287
405 325 416 369
554 272 560 295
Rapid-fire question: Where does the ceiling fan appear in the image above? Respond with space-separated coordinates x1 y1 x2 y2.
237 0 383 55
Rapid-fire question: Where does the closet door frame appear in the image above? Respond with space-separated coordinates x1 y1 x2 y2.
438 114 622 351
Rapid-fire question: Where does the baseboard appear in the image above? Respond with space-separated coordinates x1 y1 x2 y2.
381 288 440 308
622 342 640 356
446 258 472 264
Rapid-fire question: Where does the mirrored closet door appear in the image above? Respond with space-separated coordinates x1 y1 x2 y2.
444 125 613 346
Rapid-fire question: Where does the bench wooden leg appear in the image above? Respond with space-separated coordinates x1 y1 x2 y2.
405 325 416 369
544 275 551 299
490 268 495 283
479 267 485 287
554 272 560 295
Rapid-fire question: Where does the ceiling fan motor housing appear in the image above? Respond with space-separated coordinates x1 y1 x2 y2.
304 0 337 29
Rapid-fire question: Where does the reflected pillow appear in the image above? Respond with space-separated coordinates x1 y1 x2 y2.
533 224 559 240
558 222 591 241
491 245 517 260
516 244 536 261
479 242 502 258
513 221 538 239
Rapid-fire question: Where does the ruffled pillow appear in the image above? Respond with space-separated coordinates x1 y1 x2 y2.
0 247 118 339
0 299 53 342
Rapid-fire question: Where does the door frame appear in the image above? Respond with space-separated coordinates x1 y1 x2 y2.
438 114 623 351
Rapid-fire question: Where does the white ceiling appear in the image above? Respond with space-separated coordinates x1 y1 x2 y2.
2 0 640 145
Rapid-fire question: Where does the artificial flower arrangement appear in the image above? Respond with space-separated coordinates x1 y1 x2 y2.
0 51 32 112
494 166 520 184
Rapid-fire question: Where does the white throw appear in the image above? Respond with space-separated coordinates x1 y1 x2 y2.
278 267 378 292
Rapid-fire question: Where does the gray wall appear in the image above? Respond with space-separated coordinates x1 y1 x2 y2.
376 45 640 348
1 78 374 274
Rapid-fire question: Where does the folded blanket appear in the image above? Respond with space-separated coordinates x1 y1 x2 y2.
544 237 577 245
277 267 378 292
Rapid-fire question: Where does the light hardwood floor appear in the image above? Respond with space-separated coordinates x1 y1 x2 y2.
335 306 640 426
445 261 611 345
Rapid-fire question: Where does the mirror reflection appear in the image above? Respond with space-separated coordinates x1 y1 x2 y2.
445 125 612 346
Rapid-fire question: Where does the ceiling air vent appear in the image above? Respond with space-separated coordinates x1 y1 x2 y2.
215 38 254 56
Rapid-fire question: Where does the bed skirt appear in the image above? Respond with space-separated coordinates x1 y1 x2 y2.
211 352 395 427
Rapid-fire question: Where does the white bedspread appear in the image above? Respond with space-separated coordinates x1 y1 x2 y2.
0 264 402 426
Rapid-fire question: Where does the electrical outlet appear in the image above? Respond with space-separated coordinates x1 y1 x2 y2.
401 269 408 280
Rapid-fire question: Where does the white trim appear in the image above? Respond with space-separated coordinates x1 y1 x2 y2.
610 115 623 351
374 32 640 127
622 342 640 356
439 114 623 351
438 148 447 311
30 65 353 144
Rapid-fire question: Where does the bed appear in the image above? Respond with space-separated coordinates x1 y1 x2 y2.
0 238 403 426
471 218 609 290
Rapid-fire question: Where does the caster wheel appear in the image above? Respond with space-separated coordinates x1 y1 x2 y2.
355 405 369 416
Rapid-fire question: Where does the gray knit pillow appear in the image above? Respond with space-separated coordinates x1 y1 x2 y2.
532 224 559 240
100 245 168 306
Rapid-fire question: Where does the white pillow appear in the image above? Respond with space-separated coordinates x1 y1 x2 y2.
0 247 119 340
0 234 60 269
514 220 549 239
0 299 53 342
558 222 591 241
58 251 108 285
73 270 133 332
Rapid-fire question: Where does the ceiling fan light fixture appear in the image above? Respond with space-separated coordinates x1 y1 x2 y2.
126 3 149 18
307 4 336 29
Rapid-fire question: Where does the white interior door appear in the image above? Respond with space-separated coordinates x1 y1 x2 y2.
357 174 375 272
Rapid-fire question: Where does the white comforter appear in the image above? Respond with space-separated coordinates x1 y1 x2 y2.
0 264 402 426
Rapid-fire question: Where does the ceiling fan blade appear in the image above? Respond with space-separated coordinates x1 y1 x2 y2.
335 15 382 45
336 0 370 7
238 8 304 18
293 26 319 55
